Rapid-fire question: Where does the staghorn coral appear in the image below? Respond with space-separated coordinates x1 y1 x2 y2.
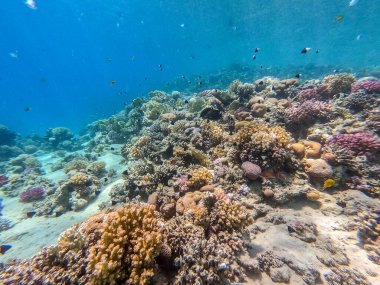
87 204 163 285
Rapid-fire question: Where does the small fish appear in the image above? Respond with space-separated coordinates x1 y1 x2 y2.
180 23 185 28
254 47 260 53
198 81 202 86
349 0 359 7
295 73 302 78
252 55 257 60
323 178 336 189
9 51 18 59
106 58 112 63
316 49 320 54
0 244 12 255
335 15 344 22
26 210 37 218
24 106 31 112
356 34 362 40
109 80 116 86
301 47 311 54
25 0 37 9
184 99 189 104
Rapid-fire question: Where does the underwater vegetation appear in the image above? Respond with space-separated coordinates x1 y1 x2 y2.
0 72 379 284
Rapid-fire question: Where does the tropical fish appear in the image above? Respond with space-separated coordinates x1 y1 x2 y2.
301 47 311 54
349 0 359 7
0 244 12 255
323 178 336 189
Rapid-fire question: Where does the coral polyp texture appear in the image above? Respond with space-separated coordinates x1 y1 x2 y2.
0 72 380 285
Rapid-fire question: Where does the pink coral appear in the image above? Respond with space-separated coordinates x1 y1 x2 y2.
286 100 330 124
241 161 262 180
326 132 380 157
297 88 322 103
351 80 380 94
19 186 45 202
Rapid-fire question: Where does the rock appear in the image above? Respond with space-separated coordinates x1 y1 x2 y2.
263 189 275 198
304 159 333 179
306 189 321 201
241 161 262 180
291 143 305 157
270 267 291 283
199 184 215 192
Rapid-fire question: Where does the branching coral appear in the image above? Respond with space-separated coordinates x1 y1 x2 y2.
233 121 296 170
187 167 213 188
326 132 380 158
321 73 356 96
1 204 163 285
87 204 163 285
210 200 253 233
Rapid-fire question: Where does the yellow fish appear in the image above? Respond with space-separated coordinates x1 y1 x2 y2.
323 179 336 189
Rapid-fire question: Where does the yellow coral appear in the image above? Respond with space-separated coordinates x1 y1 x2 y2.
70 173 89 186
211 200 253 232
188 167 213 188
87 204 163 285
201 121 226 145
129 146 141 159
322 73 356 96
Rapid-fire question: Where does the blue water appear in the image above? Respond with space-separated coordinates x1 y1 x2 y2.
0 0 379 135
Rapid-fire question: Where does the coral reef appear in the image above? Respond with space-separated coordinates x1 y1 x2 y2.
1 72 379 285
0 124 16 146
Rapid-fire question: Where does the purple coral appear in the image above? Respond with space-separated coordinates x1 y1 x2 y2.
326 132 380 157
351 80 380 94
297 88 322 103
19 186 45 202
241 161 262 180
286 100 330 124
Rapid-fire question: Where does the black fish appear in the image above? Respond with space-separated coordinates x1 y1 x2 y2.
27 210 36 218
295 73 302 78
316 49 320 54
255 48 260 53
1 244 12 255
24 106 31 112
252 55 256 60
301 47 311 54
